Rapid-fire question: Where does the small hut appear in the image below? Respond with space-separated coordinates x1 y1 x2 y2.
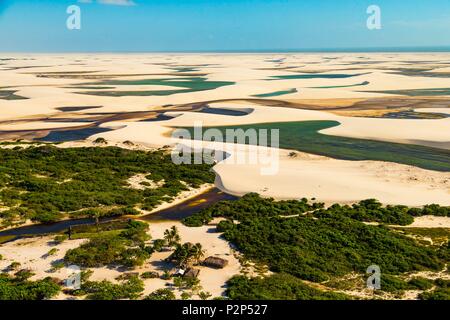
202 256 229 269
184 268 200 279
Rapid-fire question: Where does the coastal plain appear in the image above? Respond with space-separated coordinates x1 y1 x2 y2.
0 53 449 300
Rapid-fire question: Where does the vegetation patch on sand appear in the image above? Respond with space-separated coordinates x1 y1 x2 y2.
184 194 449 299
0 146 214 227
64 220 151 268
0 273 60 300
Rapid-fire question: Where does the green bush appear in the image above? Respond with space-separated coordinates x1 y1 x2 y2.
379 275 410 293
419 288 450 300
81 275 144 300
226 274 350 300
65 221 151 268
140 271 159 279
184 193 448 299
408 277 434 291
0 274 60 300
144 288 176 300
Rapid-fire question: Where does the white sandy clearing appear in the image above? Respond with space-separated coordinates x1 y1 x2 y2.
126 173 164 190
0 236 85 282
401 216 450 228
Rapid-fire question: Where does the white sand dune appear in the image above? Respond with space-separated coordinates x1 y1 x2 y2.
1 53 449 206
213 149 450 206
91 120 450 206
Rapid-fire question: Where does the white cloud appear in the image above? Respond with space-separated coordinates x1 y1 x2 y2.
78 0 136 6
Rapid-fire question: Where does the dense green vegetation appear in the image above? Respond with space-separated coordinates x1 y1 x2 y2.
0 273 60 300
65 221 152 268
226 274 350 300
183 195 322 227
419 279 450 300
183 121 450 172
184 194 448 228
144 288 176 300
314 199 448 225
0 146 214 226
184 194 449 299
75 275 144 300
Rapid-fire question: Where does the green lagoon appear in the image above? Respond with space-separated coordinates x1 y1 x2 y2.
75 77 235 97
270 73 369 80
183 121 450 172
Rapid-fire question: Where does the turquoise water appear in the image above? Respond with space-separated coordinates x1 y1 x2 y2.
183 121 450 172
270 73 369 80
0 90 28 100
76 77 235 97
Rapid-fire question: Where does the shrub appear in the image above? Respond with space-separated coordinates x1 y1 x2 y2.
140 271 159 279
144 288 176 300
64 220 151 268
0 146 214 226
0 274 60 300
408 277 434 291
53 235 68 244
226 274 350 300
93 137 107 144
81 275 144 300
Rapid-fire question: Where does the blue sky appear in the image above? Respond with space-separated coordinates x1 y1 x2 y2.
1 0 450 52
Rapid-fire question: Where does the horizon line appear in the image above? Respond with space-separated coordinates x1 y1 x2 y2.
2 45 450 54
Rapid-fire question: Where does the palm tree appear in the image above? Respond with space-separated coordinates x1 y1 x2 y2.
171 242 204 268
191 243 205 265
164 226 181 248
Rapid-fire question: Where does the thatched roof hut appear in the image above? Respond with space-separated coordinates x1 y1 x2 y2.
184 268 200 278
202 256 229 269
